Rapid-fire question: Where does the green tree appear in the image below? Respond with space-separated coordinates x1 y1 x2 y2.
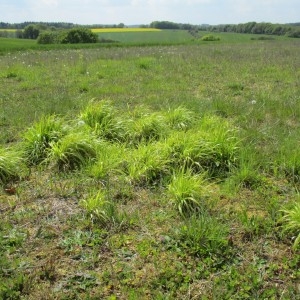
37 32 57 44
61 28 98 44
23 25 40 39
244 22 256 33
16 29 24 38
287 29 300 38
150 21 180 29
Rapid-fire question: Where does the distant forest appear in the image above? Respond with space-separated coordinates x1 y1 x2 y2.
149 21 300 38
0 21 125 30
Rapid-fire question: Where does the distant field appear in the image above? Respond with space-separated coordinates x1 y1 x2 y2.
95 29 288 44
0 30 287 54
0 38 36 53
0 29 18 32
96 29 194 43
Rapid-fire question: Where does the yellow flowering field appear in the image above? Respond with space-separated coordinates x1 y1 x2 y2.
91 28 161 33
0 29 18 32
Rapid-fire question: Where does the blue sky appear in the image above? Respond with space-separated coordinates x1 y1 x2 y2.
1 0 299 25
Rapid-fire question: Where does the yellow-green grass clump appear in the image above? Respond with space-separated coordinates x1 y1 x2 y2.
167 168 209 216
0 147 26 184
281 201 300 250
22 115 63 166
48 131 98 172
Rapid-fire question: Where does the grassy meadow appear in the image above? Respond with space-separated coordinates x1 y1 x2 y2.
0 33 300 299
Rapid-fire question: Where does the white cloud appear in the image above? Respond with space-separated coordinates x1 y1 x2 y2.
41 0 58 6
1 0 299 24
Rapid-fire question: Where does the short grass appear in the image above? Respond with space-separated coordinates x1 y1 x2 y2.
0 37 112 55
0 37 300 299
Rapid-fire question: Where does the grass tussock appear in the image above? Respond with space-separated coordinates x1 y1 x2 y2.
167 116 239 177
125 141 172 186
281 201 300 250
176 213 231 258
130 112 168 144
48 131 98 171
80 189 128 229
88 141 126 179
0 147 25 184
80 100 128 142
164 106 196 130
22 115 63 166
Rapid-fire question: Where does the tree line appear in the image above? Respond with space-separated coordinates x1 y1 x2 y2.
0 22 75 30
0 22 125 30
0 24 99 44
37 27 98 44
150 21 209 30
150 21 300 38
209 22 300 38
0 22 126 42
1 20 300 42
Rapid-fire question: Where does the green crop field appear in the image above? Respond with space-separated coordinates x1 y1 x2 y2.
97 30 287 44
0 34 300 299
0 38 36 53
96 29 195 44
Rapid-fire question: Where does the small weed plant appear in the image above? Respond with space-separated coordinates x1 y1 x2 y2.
176 213 231 259
167 168 209 216
281 150 300 183
227 148 265 191
198 116 239 175
238 210 269 241
136 57 155 69
228 166 264 191
281 201 300 249
201 34 220 41
80 190 127 229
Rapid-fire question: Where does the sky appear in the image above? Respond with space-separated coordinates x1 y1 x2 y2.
1 0 299 25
